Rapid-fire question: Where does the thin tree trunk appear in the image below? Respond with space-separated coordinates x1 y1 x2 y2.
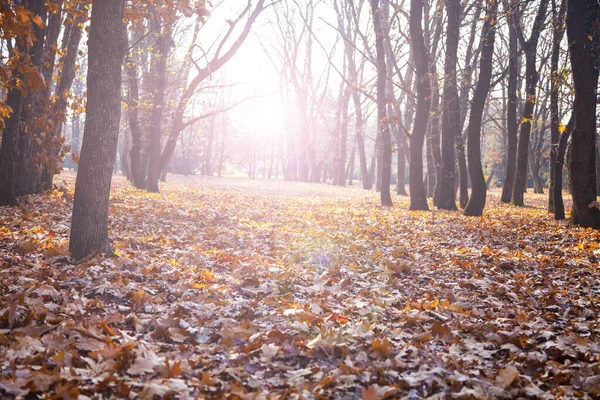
372 0 392 206
463 0 498 217
554 115 573 220
146 28 173 193
548 0 567 212
436 0 460 210
511 0 549 206
408 0 431 211
41 3 87 190
500 0 520 204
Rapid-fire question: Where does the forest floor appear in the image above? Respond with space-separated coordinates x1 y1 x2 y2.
1 173 600 399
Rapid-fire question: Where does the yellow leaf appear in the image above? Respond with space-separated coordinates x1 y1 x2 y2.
558 123 566 134
201 371 217 386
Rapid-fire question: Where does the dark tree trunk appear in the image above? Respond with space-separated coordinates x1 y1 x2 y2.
0 87 25 206
41 3 87 190
0 0 46 205
15 0 47 197
456 0 483 209
20 0 62 194
464 0 498 217
436 0 460 210
408 0 431 211
529 154 544 194
511 0 549 206
548 0 567 213
456 136 469 208
565 0 600 228
69 0 125 259
372 0 392 206
396 146 407 195
554 116 573 220
500 0 520 204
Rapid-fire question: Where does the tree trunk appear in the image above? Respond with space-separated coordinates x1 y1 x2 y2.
372 0 392 206
15 0 47 197
146 27 172 193
565 0 600 228
0 87 25 206
354 94 371 189
408 0 431 211
548 0 567 212
124 27 146 189
463 0 498 217
427 64 441 201
0 0 46 205
529 154 544 194
70 0 125 259
511 0 549 206
336 87 350 186
554 116 573 220
41 3 87 190
347 141 356 185
456 136 469 208
436 0 460 210
500 0 520 204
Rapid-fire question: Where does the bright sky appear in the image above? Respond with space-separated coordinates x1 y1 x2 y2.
209 0 343 143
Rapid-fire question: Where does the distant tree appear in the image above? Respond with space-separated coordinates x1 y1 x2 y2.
371 0 392 206
436 0 460 210
548 0 567 213
69 0 125 259
511 0 549 206
408 0 431 211
500 0 520 204
464 0 499 216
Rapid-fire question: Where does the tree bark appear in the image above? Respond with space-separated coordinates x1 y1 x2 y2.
70 0 125 259
408 0 431 211
500 0 520 204
548 0 567 212
436 0 461 210
372 0 392 206
0 0 46 205
41 3 87 190
511 0 549 206
146 28 173 193
554 115 573 220
565 0 600 228
463 0 498 217
123 27 146 189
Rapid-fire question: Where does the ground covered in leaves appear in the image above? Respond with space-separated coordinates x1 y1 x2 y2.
2 174 600 399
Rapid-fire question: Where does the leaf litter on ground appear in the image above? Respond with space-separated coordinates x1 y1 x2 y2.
1 173 600 399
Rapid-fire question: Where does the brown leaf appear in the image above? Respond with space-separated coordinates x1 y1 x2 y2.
496 365 519 388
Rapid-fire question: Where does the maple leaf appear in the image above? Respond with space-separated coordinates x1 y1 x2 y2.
369 338 394 358
361 385 398 400
496 365 519 388
128 349 160 376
